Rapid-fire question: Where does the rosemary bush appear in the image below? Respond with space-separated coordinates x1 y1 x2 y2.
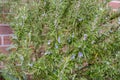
1 0 120 80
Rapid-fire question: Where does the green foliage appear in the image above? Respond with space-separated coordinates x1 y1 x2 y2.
1 0 120 80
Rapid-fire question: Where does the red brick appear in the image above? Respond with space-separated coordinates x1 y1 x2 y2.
0 37 1 45
0 24 13 34
0 24 13 53
108 1 120 9
3 36 12 45
0 46 9 53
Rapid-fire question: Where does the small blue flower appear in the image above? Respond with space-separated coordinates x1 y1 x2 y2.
71 54 75 60
58 36 61 43
55 44 58 49
48 40 51 45
28 63 33 67
72 32 74 38
83 34 88 41
78 52 83 58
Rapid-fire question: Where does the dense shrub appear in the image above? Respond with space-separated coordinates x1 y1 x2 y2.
0 0 120 80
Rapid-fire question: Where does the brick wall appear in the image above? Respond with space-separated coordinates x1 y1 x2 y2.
0 1 119 54
108 0 120 11
0 24 13 53
0 0 119 80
